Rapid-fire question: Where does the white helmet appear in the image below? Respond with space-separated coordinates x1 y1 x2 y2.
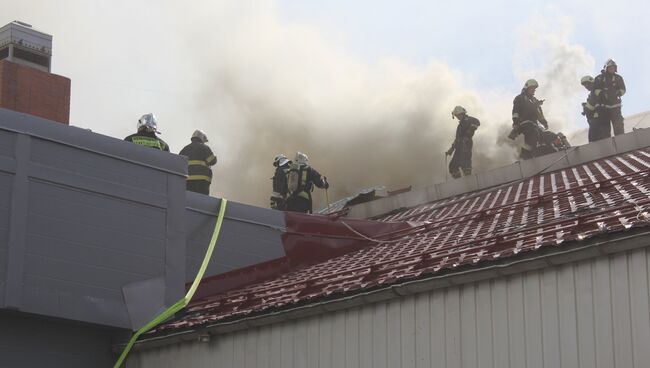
524 79 539 89
137 113 160 134
603 59 617 72
451 105 467 119
192 129 208 143
295 151 309 165
273 154 289 167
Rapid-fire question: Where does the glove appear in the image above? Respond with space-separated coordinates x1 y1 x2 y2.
323 177 330 189
508 128 518 140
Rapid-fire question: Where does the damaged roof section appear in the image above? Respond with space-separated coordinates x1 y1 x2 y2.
148 146 650 337
317 186 412 215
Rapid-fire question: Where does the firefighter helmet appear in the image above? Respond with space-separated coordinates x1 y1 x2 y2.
580 75 594 85
137 113 160 134
295 151 309 165
192 129 208 143
604 59 617 72
451 105 467 119
524 79 539 89
273 154 289 167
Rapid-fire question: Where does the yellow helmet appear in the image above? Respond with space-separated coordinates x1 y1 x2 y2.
580 75 594 85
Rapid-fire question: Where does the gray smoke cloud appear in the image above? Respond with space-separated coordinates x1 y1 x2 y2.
181 6 594 208
3 2 595 209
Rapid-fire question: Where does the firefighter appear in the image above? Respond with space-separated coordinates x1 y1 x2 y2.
509 79 548 159
580 75 602 142
285 152 329 214
593 59 626 136
445 106 480 178
270 154 291 210
124 113 169 151
179 130 217 195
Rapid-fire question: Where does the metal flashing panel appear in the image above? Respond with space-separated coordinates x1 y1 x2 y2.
151 147 650 336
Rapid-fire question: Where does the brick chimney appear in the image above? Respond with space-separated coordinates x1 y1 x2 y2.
0 21 70 124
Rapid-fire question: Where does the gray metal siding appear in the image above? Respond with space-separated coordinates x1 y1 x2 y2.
185 195 285 281
0 310 126 368
0 108 188 329
0 129 14 307
128 246 650 368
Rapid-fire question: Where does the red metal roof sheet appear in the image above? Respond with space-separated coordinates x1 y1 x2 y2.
154 148 650 334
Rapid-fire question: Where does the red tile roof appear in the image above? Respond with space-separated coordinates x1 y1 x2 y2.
154 148 650 335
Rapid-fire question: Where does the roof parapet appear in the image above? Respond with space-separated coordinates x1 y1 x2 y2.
348 127 650 219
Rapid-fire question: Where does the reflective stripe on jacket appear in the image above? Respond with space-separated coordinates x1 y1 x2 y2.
179 139 217 183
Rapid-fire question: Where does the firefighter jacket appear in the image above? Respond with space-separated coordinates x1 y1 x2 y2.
594 71 626 109
124 131 169 151
582 89 600 120
512 90 548 128
451 115 480 149
179 138 217 183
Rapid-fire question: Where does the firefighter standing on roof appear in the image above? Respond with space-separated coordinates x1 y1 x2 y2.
270 154 291 210
509 79 548 159
593 59 626 136
446 106 480 178
285 152 329 214
124 113 169 151
580 75 603 142
179 130 217 195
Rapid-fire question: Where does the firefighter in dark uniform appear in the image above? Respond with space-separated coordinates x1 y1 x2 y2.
285 152 328 214
270 154 291 210
593 59 626 136
179 130 217 195
508 79 548 159
580 75 602 142
124 113 169 151
445 106 480 178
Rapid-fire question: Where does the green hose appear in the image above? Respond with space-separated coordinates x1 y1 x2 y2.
114 198 228 368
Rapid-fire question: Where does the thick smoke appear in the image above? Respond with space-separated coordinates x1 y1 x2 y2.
2 2 596 209
180 6 594 208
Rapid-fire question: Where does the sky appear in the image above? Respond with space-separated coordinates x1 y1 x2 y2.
3 0 649 208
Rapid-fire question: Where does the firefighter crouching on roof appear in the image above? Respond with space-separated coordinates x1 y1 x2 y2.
445 106 480 178
270 154 291 210
508 79 548 160
179 130 217 195
593 59 626 136
124 113 169 151
285 152 329 214
580 75 603 142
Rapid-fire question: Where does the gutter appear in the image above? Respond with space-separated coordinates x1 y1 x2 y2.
122 227 650 352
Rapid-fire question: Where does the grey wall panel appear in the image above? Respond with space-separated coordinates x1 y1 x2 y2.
30 138 169 195
129 246 650 368
185 195 285 281
0 109 187 329
0 310 126 368
19 180 166 327
0 172 12 300
0 129 15 159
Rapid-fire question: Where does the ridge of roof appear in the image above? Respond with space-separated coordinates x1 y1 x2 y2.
348 128 650 219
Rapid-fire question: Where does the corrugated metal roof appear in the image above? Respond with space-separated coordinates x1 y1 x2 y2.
152 147 650 335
